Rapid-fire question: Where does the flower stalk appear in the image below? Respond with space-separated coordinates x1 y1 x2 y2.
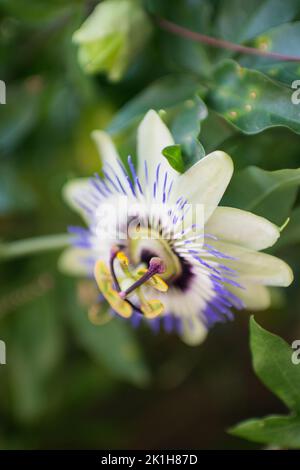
0 234 71 261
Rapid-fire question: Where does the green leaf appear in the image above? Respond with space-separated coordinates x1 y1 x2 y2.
229 414 300 448
181 137 205 170
171 96 207 143
215 0 300 42
229 318 300 448
222 166 300 225
254 22 300 62
220 127 300 172
242 22 300 85
257 62 300 87
250 317 300 412
207 60 300 135
107 74 201 134
162 140 205 174
201 110 236 153
162 145 184 173
69 301 150 387
170 96 207 169
152 0 214 77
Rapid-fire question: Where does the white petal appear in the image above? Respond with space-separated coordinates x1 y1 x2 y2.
229 281 271 310
63 178 90 221
180 315 208 346
58 247 93 277
91 130 122 176
205 207 280 251
137 110 178 187
206 240 293 287
172 151 234 223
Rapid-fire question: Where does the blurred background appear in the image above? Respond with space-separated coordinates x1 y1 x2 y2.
0 0 300 449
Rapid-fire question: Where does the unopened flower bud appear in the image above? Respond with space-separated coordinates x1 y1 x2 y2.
73 0 152 81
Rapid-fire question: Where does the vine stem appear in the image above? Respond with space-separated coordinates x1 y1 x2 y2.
156 16 300 62
0 234 71 261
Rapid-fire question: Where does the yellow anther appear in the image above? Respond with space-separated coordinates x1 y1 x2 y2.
117 251 129 267
148 274 169 292
94 260 132 318
95 255 167 320
94 260 111 293
135 267 147 278
134 267 168 292
135 288 164 320
141 299 165 319
117 251 135 279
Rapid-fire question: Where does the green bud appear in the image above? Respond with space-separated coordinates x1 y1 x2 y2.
73 0 152 81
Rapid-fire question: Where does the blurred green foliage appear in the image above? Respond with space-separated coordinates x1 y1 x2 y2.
230 318 300 448
0 0 300 449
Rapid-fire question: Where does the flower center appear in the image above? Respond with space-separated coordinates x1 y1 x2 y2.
94 245 170 320
128 227 182 282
